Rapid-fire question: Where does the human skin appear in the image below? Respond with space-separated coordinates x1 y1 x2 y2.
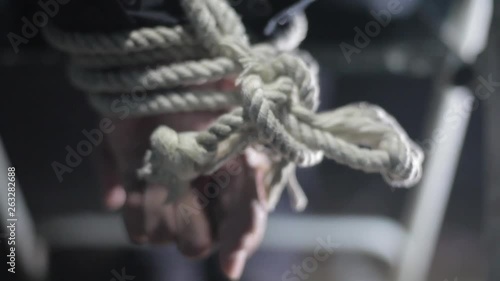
95 79 271 280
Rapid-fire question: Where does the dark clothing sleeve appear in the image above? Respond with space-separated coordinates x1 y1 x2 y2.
51 0 303 39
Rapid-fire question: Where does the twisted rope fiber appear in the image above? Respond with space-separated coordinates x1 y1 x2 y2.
44 24 197 54
69 57 239 93
43 0 424 211
90 90 240 117
72 45 205 68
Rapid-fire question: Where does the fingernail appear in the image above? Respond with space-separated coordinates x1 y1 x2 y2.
225 250 247 281
105 185 126 210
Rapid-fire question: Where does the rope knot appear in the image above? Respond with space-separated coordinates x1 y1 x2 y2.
379 132 424 187
138 126 212 200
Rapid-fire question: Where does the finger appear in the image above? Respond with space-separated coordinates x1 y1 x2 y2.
106 117 156 182
218 156 268 280
122 178 177 245
123 190 149 243
219 201 267 280
174 187 214 258
143 184 176 244
207 156 248 237
106 117 158 243
147 199 177 243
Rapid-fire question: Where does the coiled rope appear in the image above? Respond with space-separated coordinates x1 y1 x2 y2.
43 0 424 211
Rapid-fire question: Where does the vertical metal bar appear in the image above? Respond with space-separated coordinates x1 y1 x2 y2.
393 86 474 281
394 0 493 279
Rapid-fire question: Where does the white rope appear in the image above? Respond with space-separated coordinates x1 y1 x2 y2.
272 12 309 52
44 24 197 54
69 57 239 93
89 90 239 117
43 0 424 211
